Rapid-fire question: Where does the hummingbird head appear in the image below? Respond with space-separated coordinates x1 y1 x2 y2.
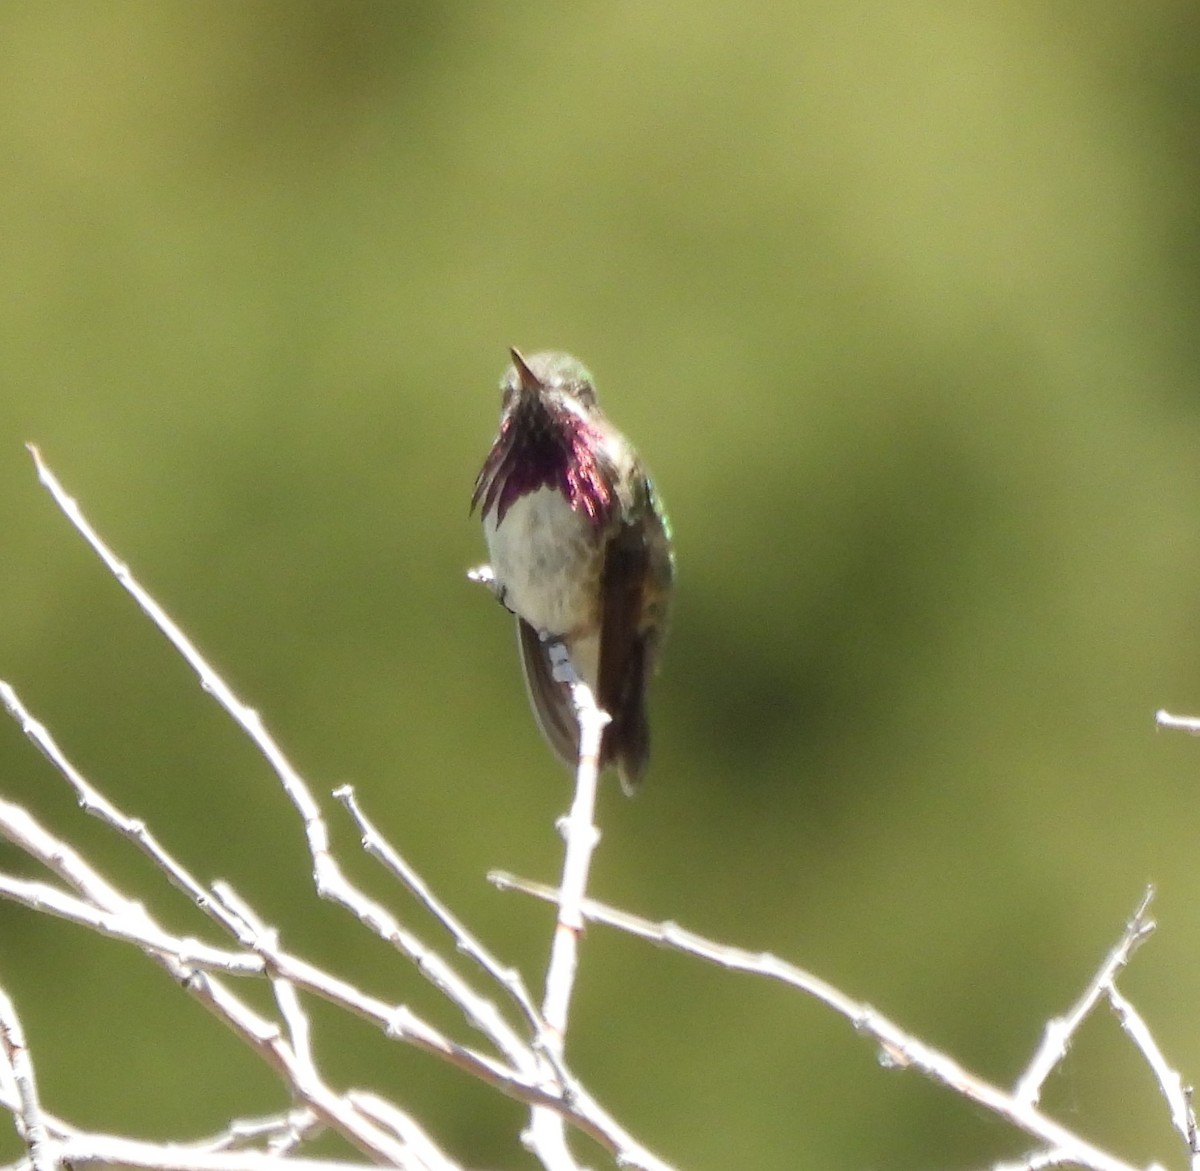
503 348 598 412
471 348 618 529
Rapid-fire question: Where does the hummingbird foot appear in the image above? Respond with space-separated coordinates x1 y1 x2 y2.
467 563 513 612
543 636 611 737
542 634 576 686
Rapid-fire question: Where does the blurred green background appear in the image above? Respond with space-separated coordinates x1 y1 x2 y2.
2 3 1200 1168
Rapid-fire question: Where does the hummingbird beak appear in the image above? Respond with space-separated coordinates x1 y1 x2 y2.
510 347 542 394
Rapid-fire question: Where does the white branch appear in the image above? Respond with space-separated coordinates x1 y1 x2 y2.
540 637 608 1044
23 449 545 1082
332 785 548 1073
1106 983 1197 1166
523 639 609 1171
0 450 674 1171
52 1135 376 1171
1014 889 1155 1106
6 447 1193 1171
492 876 1159 1171
0 984 54 1171
1156 710 1200 735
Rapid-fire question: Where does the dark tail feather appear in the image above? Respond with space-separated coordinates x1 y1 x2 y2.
517 617 580 770
516 617 649 791
605 639 649 795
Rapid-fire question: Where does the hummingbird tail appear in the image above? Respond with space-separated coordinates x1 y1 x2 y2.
517 618 584 773
606 648 649 795
516 618 648 792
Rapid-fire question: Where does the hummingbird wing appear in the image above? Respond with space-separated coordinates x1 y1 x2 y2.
516 616 582 773
598 476 674 794
596 521 652 794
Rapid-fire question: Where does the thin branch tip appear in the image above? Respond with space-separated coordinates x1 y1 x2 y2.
1156 709 1200 734
25 444 52 486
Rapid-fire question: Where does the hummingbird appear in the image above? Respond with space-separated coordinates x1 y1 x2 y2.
470 348 674 793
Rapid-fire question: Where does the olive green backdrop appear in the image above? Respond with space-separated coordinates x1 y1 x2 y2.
2 4 1199 1169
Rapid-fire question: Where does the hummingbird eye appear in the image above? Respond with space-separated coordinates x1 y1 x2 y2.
571 380 597 407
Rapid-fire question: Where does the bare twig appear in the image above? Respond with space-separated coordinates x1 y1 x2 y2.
0 776 580 1155
540 636 608 1048
1156 710 1200 735
1014 888 1156 1106
212 884 316 1077
0 983 54 1171
7 452 676 1170
491 876 1151 1171
990 1150 1078 1171
348 1094 461 1171
1106 983 1197 1166
8 447 1186 1171
522 639 610 1171
188 1110 322 1156
333 785 551 1063
0 865 257 974
0 715 554 1129
51 1135 377 1171
22 449 545 1087
0 679 243 939
0 710 669 1167
25 446 334 891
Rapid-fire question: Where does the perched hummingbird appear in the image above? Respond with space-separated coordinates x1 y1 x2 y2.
470 349 674 793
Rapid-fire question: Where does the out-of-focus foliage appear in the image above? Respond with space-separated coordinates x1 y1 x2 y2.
2 3 1199 1168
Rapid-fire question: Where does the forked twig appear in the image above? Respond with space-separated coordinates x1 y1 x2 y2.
3 447 674 1171
492 876 1169 1171
1014 888 1156 1106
